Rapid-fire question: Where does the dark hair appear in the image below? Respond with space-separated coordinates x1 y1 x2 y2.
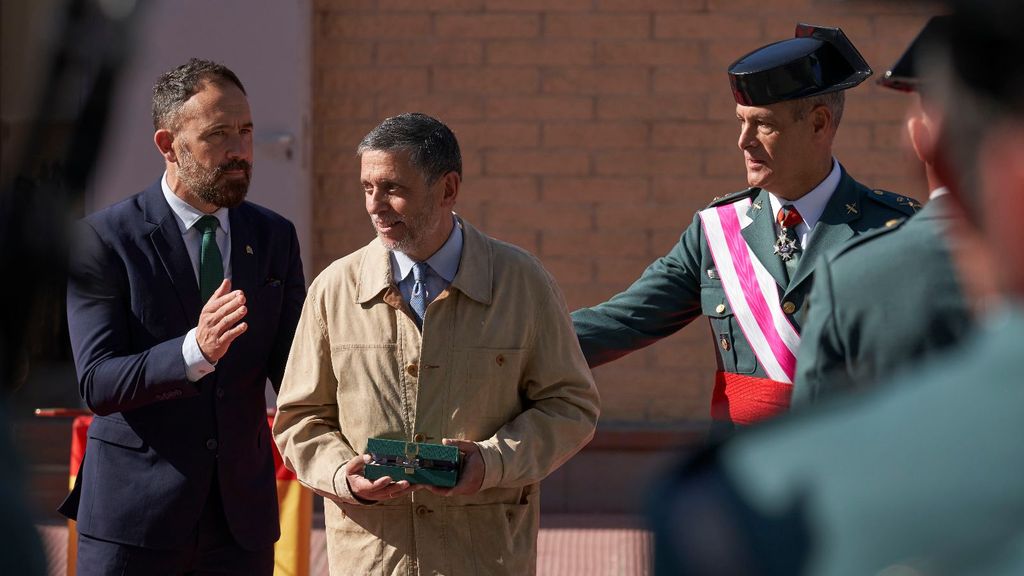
151 58 246 130
357 113 462 184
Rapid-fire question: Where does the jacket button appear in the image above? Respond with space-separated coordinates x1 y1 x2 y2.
406 363 418 378
495 354 505 366
715 303 726 314
782 301 796 314
413 433 425 443
719 337 731 351
206 439 218 450
216 387 225 398
415 505 430 517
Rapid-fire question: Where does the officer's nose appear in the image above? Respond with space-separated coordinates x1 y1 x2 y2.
737 124 757 151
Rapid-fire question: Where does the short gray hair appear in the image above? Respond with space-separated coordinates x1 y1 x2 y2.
357 113 462 185
791 90 846 129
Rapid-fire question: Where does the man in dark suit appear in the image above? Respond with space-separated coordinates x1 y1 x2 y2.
62 58 305 575
792 16 974 405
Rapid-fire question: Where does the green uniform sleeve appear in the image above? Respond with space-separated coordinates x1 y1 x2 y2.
571 213 705 368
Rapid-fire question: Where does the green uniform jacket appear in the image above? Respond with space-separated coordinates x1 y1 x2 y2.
651 307 1024 576
572 166 917 423
793 194 973 406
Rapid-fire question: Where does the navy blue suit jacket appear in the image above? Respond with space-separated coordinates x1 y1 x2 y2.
61 180 305 551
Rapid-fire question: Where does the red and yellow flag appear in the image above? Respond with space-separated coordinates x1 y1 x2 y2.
60 414 311 576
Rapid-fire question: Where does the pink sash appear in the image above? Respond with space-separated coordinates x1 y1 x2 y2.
699 199 800 383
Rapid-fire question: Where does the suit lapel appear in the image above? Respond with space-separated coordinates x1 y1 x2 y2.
141 183 203 322
785 171 859 295
740 189 788 290
228 204 258 301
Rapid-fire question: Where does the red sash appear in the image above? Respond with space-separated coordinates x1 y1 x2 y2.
711 371 792 425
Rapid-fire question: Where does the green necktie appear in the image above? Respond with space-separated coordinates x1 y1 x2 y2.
195 215 223 303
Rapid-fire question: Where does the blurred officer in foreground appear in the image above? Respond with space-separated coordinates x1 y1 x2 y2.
573 24 919 433
650 4 1024 575
792 15 974 406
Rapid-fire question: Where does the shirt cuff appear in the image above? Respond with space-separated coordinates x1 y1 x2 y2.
182 327 216 382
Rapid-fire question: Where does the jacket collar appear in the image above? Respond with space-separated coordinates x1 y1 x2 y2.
356 215 493 306
916 192 953 222
785 165 864 293
141 180 204 320
739 165 864 293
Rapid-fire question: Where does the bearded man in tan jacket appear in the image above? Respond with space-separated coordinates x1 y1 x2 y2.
273 113 600 575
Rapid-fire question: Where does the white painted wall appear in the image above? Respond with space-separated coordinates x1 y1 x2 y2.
88 0 313 281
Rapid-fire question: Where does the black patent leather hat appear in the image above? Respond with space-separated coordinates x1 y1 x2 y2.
729 24 872 106
879 15 951 93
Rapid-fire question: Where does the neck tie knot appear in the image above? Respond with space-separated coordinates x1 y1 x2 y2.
777 205 803 229
196 215 219 235
412 261 427 285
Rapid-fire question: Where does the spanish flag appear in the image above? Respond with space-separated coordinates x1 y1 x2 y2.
62 414 311 576
271 421 313 576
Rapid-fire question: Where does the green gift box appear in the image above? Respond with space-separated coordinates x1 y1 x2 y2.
364 437 461 488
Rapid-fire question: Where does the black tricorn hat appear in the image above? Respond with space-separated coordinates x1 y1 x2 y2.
879 15 952 93
729 24 873 106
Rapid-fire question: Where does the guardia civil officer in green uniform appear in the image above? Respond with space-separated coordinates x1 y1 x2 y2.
649 4 1024 574
792 16 974 406
572 24 919 430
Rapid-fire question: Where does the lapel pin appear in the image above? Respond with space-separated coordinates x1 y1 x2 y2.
245 245 254 255
751 200 763 210
845 203 859 215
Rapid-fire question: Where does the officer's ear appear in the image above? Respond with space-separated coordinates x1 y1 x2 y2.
809 104 832 136
154 129 177 163
906 112 934 165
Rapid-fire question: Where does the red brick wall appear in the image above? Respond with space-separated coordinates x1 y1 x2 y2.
312 0 944 425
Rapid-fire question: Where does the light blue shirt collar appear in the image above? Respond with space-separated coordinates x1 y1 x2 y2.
391 214 463 283
161 172 230 235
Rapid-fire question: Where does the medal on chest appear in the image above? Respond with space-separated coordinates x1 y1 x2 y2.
773 229 800 261
774 206 804 262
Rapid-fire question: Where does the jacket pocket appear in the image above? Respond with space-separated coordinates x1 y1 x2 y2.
454 347 526 422
324 503 388 574
700 287 756 374
88 416 145 449
331 344 408 441
447 502 533 576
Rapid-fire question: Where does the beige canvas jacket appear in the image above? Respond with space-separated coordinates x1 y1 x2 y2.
273 216 600 575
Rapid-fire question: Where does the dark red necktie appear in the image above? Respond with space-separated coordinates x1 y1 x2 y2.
774 205 803 269
777 205 803 229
